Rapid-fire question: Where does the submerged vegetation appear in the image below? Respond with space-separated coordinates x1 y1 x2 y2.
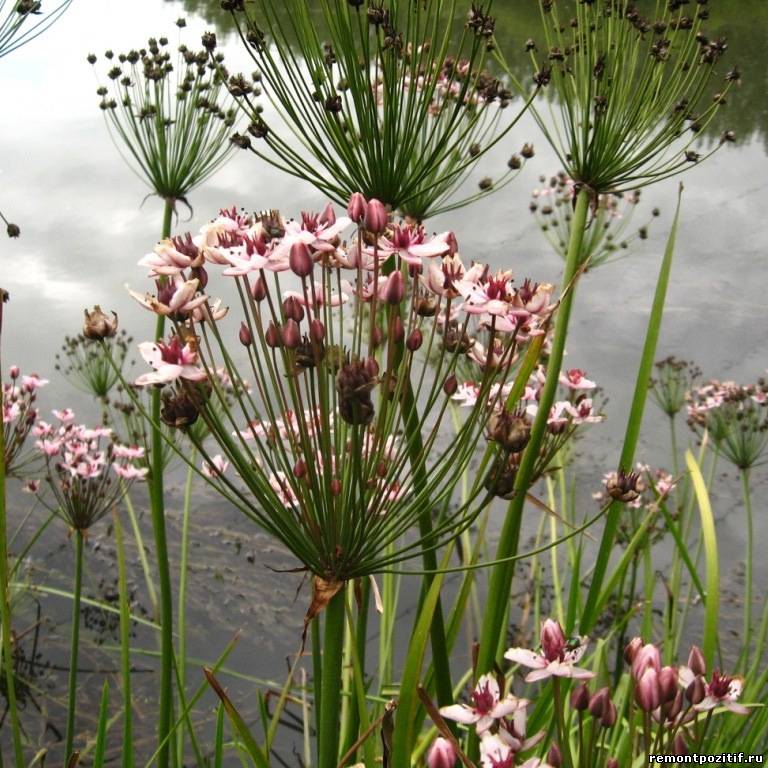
1 0 766 766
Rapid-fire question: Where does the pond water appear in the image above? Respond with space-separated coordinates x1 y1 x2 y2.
0 0 766 762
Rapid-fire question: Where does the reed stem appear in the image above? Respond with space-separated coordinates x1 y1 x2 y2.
64 529 84 762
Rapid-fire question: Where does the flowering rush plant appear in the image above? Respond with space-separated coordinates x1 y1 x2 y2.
428 620 753 768
124 193 576 598
34 410 146 532
2 366 48 476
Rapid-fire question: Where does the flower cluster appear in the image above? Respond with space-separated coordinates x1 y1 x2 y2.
649 356 701 418
530 172 655 269
129 194 553 583
451 366 604 498
2 366 48 475
687 378 768 469
435 622 752 766
89 24 238 202
34 411 147 531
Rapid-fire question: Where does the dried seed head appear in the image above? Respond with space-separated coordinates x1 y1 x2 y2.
337 359 377 425
83 306 119 340
487 409 531 453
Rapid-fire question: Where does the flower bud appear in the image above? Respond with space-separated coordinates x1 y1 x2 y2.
635 667 661 712
310 318 326 342
674 733 689 756
289 241 314 278
319 202 336 226
623 636 644 665
363 356 379 379
330 477 342 496
83 305 118 340
382 271 405 305
6 222 20 238
371 325 383 348
283 296 305 322
600 700 617 728
9 366 19 379
445 231 459 256
443 374 458 396
521 142 535 159
631 643 661 681
606 759 619 768
665 689 683 721
265 321 282 348
347 192 367 224
391 316 404 343
685 675 705 705
659 666 678 703
364 198 388 234
406 329 423 352
571 683 590 711
546 744 562 767
427 737 456 768
282 320 301 349
588 687 610 719
239 322 252 347
293 459 307 478
251 276 267 302
687 645 706 677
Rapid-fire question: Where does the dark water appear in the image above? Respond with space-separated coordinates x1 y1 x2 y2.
0 0 766 761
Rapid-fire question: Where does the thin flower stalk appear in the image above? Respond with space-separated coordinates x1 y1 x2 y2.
221 0 536 220
506 0 736 195
0 290 24 768
0 0 72 59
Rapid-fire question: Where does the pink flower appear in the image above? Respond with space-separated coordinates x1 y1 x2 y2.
559 369 596 390
128 276 208 318
678 667 749 715
479 734 515 768
458 268 514 317
36 438 63 456
439 674 527 734
23 480 41 494
282 281 350 309
451 382 481 407
53 408 75 423
376 224 452 266
271 211 351 262
135 338 207 386
138 234 204 277
113 464 149 480
21 374 49 391
202 454 229 478
221 234 269 276
423 253 467 298
427 737 457 768
504 619 595 682
112 444 145 459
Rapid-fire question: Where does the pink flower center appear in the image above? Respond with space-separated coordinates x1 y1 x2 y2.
471 681 496 714
485 275 508 301
709 670 734 699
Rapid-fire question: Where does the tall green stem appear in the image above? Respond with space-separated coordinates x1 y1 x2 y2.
468 188 589 759
318 589 346 768
740 467 753 671
64 529 84 762
152 198 175 768
580 188 682 635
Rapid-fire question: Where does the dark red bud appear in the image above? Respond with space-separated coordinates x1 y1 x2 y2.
571 683 590 711
371 325 383 348
382 271 405 304
600 700 617 728
251 276 267 302
364 198 388 234
239 322 252 346
347 192 367 224
363 357 379 379
282 319 301 349
547 744 562 767
283 296 305 322
289 241 314 277
445 231 459 255
659 666 678 703
310 318 325 342
330 477 342 496
674 733 689 756
686 676 705 705
443 374 458 396
293 459 307 478
265 321 281 348
623 636 644 665
406 329 423 351
589 687 610 719
687 645 706 677
391 316 404 343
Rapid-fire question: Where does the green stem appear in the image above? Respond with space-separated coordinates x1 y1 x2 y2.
740 467 753 671
0 297 24 767
402 382 453 709
318 589 346 768
114 511 134 768
152 197 174 768
580 187 683 635
553 678 574 767
64 530 84 762
469 188 589 761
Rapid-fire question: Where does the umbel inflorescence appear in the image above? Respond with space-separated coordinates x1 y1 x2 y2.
126 195 602 588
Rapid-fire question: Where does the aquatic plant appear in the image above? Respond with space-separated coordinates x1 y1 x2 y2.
0 0 72 60
530 172 656 271
218 0 536 220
